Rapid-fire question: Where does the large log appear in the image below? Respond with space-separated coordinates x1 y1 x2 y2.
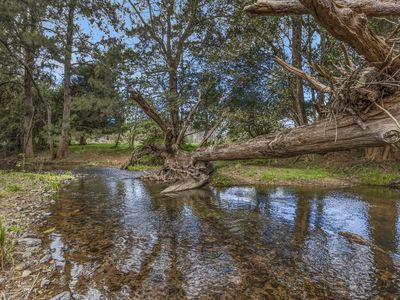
193 95 400 162
245 0 400 17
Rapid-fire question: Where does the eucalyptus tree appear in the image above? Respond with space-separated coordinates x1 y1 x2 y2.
0 0 49 157
45 0 120 159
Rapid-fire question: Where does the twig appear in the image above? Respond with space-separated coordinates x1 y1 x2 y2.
24 273 40 300
374 102 400 130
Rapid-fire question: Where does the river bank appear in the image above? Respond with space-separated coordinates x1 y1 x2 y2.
12 144 400 189
0 171 74 299
211 159 400 188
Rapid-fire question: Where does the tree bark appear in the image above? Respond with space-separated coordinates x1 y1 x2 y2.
22 46 35 158
292 16 308 125
193 95 400 163
57 0 75 159
79 134 87 146
46 105 56 159
245 0 400 17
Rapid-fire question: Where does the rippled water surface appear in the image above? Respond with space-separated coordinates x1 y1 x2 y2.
44 167 400 299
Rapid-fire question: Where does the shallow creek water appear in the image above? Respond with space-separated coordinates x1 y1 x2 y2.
43 167 400 299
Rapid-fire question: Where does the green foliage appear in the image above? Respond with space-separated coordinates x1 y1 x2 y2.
0 219 15 269
355 167 399 186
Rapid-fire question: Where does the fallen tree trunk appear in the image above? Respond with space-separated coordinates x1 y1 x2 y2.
244 0 400 17
151 95 400 193
193 95 400 162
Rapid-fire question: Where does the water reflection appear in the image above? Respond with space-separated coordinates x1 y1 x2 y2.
44 168 400 299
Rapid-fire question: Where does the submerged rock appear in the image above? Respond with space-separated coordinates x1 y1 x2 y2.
49 291 71 300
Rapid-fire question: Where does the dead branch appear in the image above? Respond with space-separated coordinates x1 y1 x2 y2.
199 108 228 147
176 90 203 146
274 57 332 93
339 42 354 69
131 91 170 133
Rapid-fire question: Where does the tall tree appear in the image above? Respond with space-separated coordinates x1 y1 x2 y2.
291 16 308 125
57 0 76 159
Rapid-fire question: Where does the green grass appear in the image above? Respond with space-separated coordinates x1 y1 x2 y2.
181 143 199 151
260 167 331 182
0 219 15 269
128 164 157 171
356 167 399 185
69 143 131 154
212 160 400 187
5 185 21 193
211 171 233 187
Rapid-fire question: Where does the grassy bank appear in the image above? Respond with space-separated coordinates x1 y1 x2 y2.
211 159 400 188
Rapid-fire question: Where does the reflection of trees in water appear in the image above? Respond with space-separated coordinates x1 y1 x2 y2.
46 173 133 296
367 189 399 297
184 188 338 298
48 175 400 298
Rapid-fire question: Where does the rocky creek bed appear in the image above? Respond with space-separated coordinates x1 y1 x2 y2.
0 171 74 300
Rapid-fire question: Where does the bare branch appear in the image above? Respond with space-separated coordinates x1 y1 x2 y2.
176 90 203 146
131 91 170 133
199 108 228 148
274 57 332 93
127 0 168 57
339 42 354 69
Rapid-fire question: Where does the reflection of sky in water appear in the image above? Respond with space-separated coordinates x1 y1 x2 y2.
268 188 298 224
319 192 370 238
213 187 258 210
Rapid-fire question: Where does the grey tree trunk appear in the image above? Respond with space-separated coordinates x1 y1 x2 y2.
292 16 308 125
57 0 75 159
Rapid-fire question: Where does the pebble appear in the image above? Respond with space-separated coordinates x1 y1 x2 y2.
22 251 33 258
39 254 51 264
21 270 31 277
40 278 50 288
49 291 71 300
18 238 42 247
15 262 29 271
